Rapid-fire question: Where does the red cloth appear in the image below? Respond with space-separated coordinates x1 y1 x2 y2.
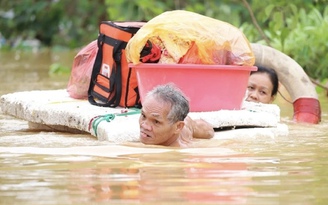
140 41 161 63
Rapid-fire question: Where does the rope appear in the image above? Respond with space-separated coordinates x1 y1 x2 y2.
278 90 293 104
88 108 141 136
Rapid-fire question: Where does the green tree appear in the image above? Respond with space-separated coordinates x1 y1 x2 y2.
0 0 107 48
1 0 328 81
241 0 328 80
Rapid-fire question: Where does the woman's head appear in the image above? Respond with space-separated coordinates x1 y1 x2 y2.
246 66 279 104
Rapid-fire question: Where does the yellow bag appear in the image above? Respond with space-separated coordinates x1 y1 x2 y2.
126 10 255 66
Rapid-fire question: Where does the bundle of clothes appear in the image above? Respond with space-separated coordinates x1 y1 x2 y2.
126 10 255 66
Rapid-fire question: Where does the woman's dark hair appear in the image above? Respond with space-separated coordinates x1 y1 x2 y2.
251 66 279 96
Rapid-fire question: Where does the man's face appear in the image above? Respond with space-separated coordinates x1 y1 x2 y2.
139 95 179 146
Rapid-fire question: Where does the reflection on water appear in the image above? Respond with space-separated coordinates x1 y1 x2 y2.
1 144 328 204
0 50 72 95
1 50 328 204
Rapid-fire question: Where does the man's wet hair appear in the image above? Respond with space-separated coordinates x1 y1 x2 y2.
145 83 189 123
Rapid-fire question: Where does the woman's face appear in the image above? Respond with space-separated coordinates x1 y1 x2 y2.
246 72 274 104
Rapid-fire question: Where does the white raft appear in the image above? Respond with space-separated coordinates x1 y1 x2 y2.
0 89 288 142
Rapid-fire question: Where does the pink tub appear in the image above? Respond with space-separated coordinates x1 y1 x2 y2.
130 63 257 112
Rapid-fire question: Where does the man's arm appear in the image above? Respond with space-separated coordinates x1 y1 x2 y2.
186 116 214 139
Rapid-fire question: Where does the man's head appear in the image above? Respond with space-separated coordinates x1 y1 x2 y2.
139 83 189 145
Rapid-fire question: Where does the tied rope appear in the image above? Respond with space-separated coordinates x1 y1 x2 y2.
88 108 141 136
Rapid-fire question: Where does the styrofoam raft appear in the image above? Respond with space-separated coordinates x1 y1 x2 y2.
0 89 288 142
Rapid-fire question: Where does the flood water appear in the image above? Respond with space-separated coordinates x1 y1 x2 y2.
1 50 328 204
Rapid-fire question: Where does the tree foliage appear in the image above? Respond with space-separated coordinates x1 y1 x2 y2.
239 0 328 80
0 0 327 80
0 0 106 48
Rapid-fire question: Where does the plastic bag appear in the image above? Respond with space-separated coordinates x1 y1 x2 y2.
126 10 255 66
67 40 97 99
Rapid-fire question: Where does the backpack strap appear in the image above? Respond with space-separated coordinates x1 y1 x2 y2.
108 37 128 107
87 33 128 107
88 35 106 106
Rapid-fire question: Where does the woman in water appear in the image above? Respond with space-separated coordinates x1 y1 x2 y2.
246 66 279 104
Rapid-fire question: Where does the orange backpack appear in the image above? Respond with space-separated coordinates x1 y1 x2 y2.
88 21 145 108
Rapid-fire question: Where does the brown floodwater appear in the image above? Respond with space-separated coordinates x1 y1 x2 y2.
0 50 328 205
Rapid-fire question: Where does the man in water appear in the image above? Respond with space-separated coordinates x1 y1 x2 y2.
139 83 214 147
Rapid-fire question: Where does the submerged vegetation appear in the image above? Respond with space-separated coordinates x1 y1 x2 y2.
0 0 327 85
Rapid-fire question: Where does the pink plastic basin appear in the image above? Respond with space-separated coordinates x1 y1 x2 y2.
131 63 257 112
